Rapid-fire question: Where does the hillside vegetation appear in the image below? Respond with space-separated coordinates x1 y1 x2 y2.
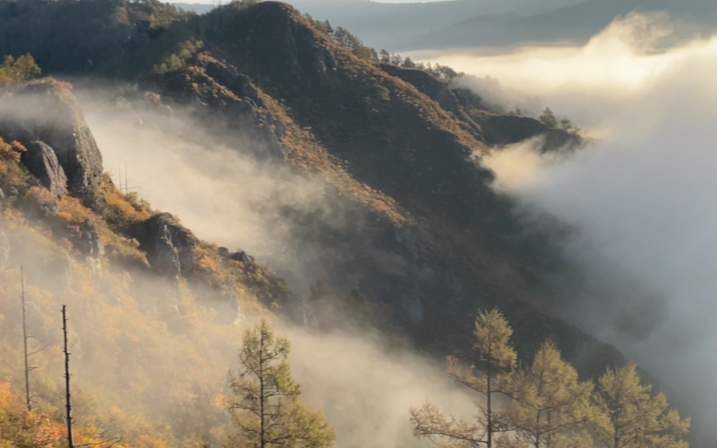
0 0 613 389
0 1 688 447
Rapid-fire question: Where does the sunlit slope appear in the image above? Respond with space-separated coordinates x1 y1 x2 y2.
0 0 623 396
0 113 272 447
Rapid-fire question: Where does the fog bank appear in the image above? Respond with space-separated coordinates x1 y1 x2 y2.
441 11 717 442
74 92 474 447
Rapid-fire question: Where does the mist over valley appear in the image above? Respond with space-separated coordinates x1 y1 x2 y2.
0 1 712 448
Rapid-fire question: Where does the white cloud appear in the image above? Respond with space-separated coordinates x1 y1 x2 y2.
445 11 717 441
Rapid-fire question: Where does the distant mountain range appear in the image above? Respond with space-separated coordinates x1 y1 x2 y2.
172 0 717 51
173 0 582 49
417 0 717 50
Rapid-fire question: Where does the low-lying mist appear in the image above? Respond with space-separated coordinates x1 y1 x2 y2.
80 95 334 291
69 89 474 447
422 10 717 443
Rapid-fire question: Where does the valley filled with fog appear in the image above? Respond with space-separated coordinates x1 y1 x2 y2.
407 11 717 442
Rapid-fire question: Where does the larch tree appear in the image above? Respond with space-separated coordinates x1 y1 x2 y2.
499 341 594 448
411 308 517 448
227 320 335 448
0 54 41 88
593 363 690 448
538 108 558 129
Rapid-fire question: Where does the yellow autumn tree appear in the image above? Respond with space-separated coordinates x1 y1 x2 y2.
0 54 41 88
0 382 63 448
226 320 335 448
411 309 517 448
499 341 594 448
593 363 690 448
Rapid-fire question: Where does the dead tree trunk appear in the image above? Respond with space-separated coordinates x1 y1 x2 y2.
21 266 31 411
62 305 74 448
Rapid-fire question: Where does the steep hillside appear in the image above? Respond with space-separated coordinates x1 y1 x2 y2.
0 0 619 384
0 78 310 447
187 1 601 365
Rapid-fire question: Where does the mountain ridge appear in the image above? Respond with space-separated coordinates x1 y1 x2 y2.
0 0 624 397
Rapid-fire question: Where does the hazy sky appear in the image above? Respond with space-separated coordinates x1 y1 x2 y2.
174 0 452 3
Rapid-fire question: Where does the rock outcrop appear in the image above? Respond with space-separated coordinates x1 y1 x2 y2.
20 141 68 197
160 55 287 160
77 219 104 259
379 63 487 140
130 213 197 277
378 63 583 152
380 64 463 117
0 81 103 201
205 2 337 89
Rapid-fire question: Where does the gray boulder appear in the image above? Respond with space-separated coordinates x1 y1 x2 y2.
20 141 68 197
130 213 197 277
0 81 103 200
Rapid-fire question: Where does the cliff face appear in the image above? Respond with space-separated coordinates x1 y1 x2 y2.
0 82 103 204
0 80 292 316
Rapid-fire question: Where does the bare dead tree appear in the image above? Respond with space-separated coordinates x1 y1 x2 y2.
19 266 50 411
21 266 31 411
62 305 74 448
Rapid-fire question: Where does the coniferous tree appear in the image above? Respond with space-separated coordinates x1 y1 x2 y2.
227 320 335 448
411 309 517 448
593 364 689 448
538 108 558 129
402 57 416 68
559 118 581 136
500 341 594 448
231 0 261 8
0 54 41 88
331 27 373 60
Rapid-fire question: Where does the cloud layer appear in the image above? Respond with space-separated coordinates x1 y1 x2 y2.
432 11 717 441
